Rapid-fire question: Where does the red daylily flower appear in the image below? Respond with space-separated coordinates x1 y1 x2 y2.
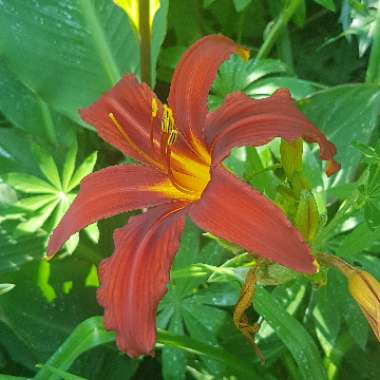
48 35 339 357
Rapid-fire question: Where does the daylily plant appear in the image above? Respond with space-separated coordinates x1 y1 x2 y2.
48 35 339 357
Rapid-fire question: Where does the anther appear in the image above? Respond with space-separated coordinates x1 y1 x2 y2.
161 105 174 133
167 130 178 146
151 97 158 118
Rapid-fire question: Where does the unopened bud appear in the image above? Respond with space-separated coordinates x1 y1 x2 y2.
317 253 380 342
347 270 380 341
294 191 320 242
280 138 303 179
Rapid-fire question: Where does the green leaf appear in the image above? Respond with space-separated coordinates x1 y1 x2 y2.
336 222 380 257
0 258 101 370
36 365 87 380
255 287 328 380
162 310 187 380
34 316 114 380
4 173 57 194
151 0 169 87
157 330 262 379
0 0 139 125
62 141 78 192
31 144 61 189
0 220 46 273
0 58 76 147
233 0 252 12
210 56 290 109
33 315 263 380
68 152 97 192
14 194 58 211
300 84 380 186
0 129 38 174
313 0 336 11
17 199 59 233
0 283 15 295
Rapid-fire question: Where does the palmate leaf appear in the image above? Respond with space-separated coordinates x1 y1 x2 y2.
3 173 57 194
31 144 62 190
67 151 98 192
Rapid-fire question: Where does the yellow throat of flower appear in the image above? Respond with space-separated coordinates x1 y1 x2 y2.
153 102 211 201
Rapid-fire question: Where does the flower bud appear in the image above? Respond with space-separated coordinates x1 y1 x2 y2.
347 270 380 341
294 191 320 242
317 253 380 342
280 138 303 179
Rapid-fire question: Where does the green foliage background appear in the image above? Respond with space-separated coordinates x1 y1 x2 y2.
0 0 380 379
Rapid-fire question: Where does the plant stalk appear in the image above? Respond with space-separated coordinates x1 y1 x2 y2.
139 0 151 85
256 0 302 61
366 0 380 84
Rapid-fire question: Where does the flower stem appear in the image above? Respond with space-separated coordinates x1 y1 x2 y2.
139 0 151 85
256 0 302 61
366 0 380 84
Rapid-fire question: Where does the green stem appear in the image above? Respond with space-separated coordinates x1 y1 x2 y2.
365 0 380 84
256 0 302 61
315 193 358 249
139 0 151 85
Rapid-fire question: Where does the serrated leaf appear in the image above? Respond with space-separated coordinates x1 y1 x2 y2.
68 152 97 192
4 173 57 194
31 144 61 189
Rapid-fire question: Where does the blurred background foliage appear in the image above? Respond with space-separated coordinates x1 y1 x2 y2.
0 0 380 379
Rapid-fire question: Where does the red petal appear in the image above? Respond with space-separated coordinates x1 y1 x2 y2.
80 75 165 170
189 167 315 273
168 35 238 149
97 203 187 357
48 165 173 256
206 90 339 176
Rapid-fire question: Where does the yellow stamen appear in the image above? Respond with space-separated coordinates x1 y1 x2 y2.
237 46 250 61
167 129 177 146
151 97 158 118
108 112 164 170
150 97 158 152
161 105 174 133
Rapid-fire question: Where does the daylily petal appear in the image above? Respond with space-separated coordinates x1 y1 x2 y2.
80 75 166 170
47 165 175 256
189 167 315 273
205 90 339 176
97 203 187 357
168 34 240 152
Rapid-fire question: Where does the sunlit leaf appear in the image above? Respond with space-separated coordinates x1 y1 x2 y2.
67 152 97 192
4 173 57 194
